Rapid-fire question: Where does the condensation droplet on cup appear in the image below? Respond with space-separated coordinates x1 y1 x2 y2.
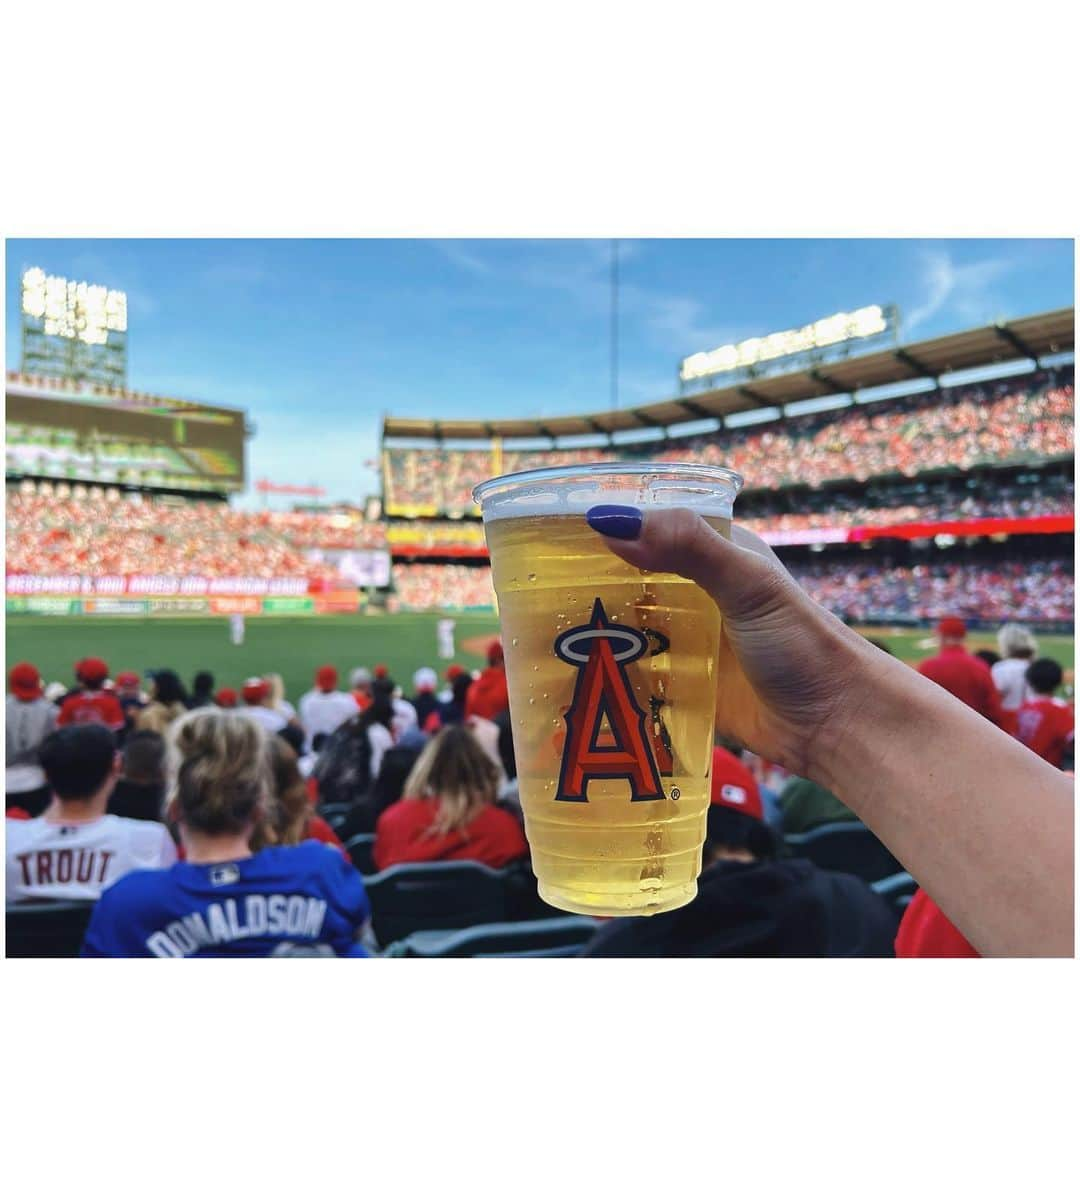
512 637 519 646
527 572 537 582
529 698 535 705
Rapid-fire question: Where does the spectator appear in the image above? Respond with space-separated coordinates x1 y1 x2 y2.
373 725 528 870
582 746 898 957
916 617 1005 726
298 665 357 753
779 775 858 835
80 709 370 957
992 623 1039 714
338 732 429 839
57 657 125 732
439 670 474 726
266 673 298 721
189 671 216 709
409 667 442 729
312 692 395 808
974 649 1002 671
375 675 419 740
1015 659 1074 769
465 639 509 721
109 731 167 823
254 737 346 853
236 677 288 734
136 669 190 735
6 662 58 816
114 671 148 724
7 725 176 902
215 687 238 709
349 666 374 711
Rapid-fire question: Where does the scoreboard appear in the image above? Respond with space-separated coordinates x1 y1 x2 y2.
5 374 247 494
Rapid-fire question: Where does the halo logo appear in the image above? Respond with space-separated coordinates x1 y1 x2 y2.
553 598 666 803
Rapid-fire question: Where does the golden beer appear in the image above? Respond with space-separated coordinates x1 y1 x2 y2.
474 463 741 917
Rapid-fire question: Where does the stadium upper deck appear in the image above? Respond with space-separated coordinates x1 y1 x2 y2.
381 309 1074 517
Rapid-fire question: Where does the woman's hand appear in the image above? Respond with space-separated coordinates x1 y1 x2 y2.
585 505 887 779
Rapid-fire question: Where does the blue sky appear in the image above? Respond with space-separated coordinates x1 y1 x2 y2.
5 239 1073 505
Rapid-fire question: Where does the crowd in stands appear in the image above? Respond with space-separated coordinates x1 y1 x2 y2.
379 552 1076 623
6 611 1071 957
789 556 1074 624
5 489 380 580
382 369 1074 513
390 562 494 609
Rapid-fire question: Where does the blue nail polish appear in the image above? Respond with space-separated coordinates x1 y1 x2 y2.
586 504 643 541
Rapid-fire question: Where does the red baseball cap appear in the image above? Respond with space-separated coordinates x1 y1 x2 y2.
487 640 504 666
315 665 338 692
76 657 109 683
115 671 140 688
216 687 239 708
446 664 465 681
373 663 389 680
937 617 966 638
242 677 269 703
709 746 764 822
9 662 43 701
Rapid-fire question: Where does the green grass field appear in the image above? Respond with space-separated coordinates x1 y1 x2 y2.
6 613 1074 702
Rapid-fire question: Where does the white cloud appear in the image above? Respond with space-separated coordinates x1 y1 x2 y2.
429 240 495 276
905 249 1015 335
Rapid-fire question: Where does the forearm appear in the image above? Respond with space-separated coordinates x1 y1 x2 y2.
813 649 1074 957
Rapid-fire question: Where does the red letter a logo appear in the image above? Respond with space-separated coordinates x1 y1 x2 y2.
553 598 665 803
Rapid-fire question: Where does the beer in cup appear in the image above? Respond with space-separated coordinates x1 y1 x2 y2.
473 462 742 916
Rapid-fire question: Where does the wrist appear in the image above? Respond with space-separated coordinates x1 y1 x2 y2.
803 623 921 809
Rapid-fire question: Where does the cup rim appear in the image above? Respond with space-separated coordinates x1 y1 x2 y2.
472 460 743 507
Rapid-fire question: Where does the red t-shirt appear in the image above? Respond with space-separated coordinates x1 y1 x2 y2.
305 813 346 857
464 667 509 721
1015 697 1074 768
57 690 125 731
895 889 980 958
374 798 527 871
917 647 1004 726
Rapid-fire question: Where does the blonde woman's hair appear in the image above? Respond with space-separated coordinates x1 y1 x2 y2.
167 708 273 835
997 623 1038 660
402 724 499 836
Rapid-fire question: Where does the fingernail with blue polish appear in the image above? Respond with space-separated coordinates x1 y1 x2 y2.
586 504 643 541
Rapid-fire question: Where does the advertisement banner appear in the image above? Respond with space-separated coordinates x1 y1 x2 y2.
23 597 83 615
147 598 212 615
82 599 148 615
263 597 316 614
210 597 263 615
5 574 313 597
314 593 363 614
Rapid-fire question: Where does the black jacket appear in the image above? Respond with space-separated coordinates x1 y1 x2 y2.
581 857 898 958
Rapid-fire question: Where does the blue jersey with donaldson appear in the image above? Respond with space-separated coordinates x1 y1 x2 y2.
81 842 371 957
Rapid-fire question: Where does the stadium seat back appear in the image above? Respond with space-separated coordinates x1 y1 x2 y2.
871 871 919 915
344 832 377 874
6 901 96 958
319 803 353 832
364 861 511 948
784 821 902 884
391 915 599 958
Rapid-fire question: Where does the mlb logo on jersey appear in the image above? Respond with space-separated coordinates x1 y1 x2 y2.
210 864 241 886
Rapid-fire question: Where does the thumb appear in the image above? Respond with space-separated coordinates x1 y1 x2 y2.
585 504 796 624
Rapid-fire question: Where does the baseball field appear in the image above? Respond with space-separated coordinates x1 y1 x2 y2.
6 612 1074 703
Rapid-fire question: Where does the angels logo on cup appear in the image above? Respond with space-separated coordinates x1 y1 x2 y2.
553 597 667 803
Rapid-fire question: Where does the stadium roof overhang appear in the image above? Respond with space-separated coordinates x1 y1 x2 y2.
381 306 1074 443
